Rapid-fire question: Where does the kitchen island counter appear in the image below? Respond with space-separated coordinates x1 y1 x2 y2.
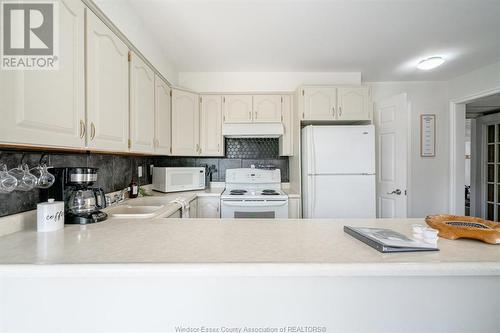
1 218 500 333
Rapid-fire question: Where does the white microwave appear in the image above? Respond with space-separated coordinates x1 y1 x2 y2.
152 167 205 193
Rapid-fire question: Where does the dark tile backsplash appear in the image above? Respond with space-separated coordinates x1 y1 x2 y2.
0 149 152 217
0 138 288 217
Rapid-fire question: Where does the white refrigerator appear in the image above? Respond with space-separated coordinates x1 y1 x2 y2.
301 125 376 218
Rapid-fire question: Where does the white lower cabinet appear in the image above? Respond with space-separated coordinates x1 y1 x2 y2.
154 76 171 155
171 89 200 156
200 95 223 156
129 52 155 153
86 9 129 151
0 0 85 148
189 198 198 218
197 197 221 218
288 197 301 219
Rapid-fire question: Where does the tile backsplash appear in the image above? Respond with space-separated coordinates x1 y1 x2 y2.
0 149 152 217
0 138 288 217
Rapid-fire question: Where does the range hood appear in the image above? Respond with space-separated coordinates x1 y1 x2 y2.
222 123 284 138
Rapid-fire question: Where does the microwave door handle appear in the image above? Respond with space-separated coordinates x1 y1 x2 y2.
223 201 287 207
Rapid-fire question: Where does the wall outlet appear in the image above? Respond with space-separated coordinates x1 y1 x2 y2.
138 166 143 178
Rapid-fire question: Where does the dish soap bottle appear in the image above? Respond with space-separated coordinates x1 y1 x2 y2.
128 179 138 198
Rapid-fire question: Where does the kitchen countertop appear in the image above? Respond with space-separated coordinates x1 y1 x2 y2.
0 217 499 276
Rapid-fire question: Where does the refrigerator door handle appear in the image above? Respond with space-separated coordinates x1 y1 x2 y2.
310 176 316 217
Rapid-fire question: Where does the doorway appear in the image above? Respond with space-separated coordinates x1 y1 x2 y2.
451 91 500 218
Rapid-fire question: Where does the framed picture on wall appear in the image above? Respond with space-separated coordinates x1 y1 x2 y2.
420 114 436 157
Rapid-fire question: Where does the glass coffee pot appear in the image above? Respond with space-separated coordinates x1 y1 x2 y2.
67 188 106 215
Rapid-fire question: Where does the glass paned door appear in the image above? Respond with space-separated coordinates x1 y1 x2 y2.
485 124 500 221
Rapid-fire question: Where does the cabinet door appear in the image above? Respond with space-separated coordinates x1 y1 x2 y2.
171 89 199 156
200 95 223 156
337 87 371 121
0 0 85 148
86 10 129 152
253 95 282 123
189 198 198 218
288 197 301 219
129 53 155 153
197 197 220 218
279 95 293 156
303 87 336 120
154 76 171 155
223 95 253 123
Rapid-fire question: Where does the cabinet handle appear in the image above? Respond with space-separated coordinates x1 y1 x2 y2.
249 111 252 120
79 120 85 138
332 106 335 118
339 106 342 117
217 143 220 152
90 122 96 140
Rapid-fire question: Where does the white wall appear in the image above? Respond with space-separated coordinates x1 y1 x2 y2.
449 60 500 101
369 82 450 218
178 72 361 92
93 0 178 84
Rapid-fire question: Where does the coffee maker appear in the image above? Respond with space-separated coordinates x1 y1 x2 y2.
41 167 107 224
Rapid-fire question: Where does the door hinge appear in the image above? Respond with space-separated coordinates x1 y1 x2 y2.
199 96 202 104
169 89 172 97
169 147 172 154
223 96 226 103
302 89 304 96
128 139 131 149
405 190 407 196
223 115 226 122
128 51 131 62
281 96 283 103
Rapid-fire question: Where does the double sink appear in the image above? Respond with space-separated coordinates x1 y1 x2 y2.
105 197 174 219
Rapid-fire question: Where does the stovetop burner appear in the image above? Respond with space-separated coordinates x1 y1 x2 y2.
230 189 247 195
261 189 279 195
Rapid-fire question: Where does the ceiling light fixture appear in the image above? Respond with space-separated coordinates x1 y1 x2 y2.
417 56 445 70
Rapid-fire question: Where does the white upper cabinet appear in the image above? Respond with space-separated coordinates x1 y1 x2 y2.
129 52 155 153
253 95 282 123
154 75 171 155
279 95 293 156
300 86 372 122
303 87 337 120
171 89 199 156
86 9 129 151
200 95 223 156
223 95 253 123
337 87 371 121
0 0 85 148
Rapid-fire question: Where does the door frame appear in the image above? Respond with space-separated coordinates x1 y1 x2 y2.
374 93 412 218
449 86 500 215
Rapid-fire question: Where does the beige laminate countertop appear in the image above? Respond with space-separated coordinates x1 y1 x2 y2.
0 216 499 276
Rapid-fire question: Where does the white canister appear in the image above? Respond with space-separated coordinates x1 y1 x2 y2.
37 199 64 232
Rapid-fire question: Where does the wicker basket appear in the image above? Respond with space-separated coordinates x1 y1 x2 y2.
425 214 500 244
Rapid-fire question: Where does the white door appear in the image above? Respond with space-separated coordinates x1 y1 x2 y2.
86 9 129 151
223 95 253 123
0 0 85 148
200 95 223 156
279 95 293 156
129 53 155 153
171 89 199 156
253 95 282 123
337 87 371 121
304 175 376 218
374 93 408 218
303 87 336 120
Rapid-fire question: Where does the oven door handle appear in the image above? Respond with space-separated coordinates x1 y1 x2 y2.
222 201 288 207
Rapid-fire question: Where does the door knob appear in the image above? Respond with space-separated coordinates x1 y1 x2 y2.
387 189 402 195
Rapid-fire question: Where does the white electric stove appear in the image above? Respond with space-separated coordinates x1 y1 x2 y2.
221 168 289 219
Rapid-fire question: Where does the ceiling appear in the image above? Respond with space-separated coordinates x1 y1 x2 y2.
126 0 500 81
466 93 500 114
